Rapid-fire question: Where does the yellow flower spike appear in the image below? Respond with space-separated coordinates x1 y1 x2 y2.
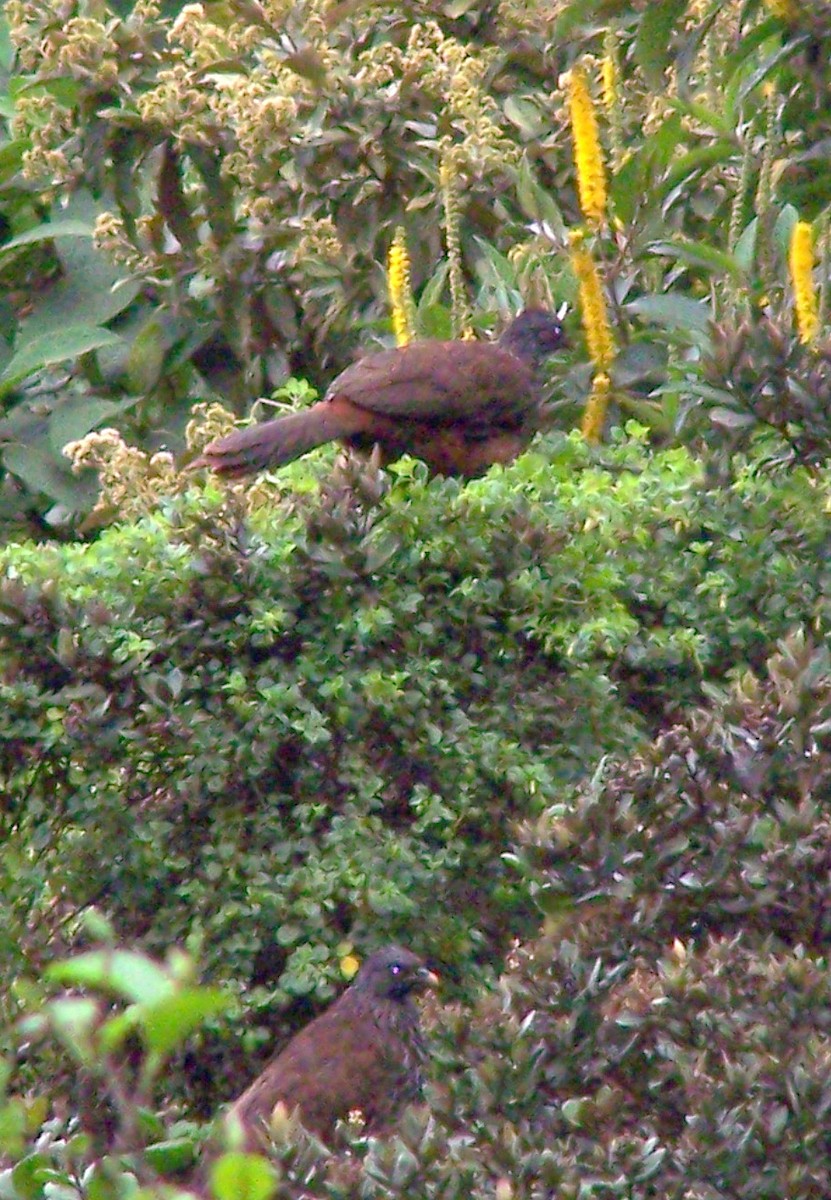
569 237 615 371
568 66 608 227
387 226 415 347
789 220 820 345
581 372 611 444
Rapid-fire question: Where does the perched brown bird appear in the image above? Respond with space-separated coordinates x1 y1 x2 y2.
225 946 438 1148
195 309 566 479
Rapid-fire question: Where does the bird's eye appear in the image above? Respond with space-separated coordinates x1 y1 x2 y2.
390 963 402 975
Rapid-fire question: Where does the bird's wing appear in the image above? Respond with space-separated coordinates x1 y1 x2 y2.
228 994 396 1135
327 341 538 424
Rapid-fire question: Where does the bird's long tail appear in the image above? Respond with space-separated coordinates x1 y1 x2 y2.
194 400 364 478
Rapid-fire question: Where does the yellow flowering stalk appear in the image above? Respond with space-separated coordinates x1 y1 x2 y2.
568 66 607 227
570 235 615 370
581 371 611 444
570 232 616 443
387 226 416 347
789 220 820 345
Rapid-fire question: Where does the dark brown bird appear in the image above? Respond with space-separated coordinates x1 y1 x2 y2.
195 309 566 479
224 946 438 1148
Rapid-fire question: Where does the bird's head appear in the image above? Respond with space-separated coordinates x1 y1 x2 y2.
354 946 439 1001
499 307 568 369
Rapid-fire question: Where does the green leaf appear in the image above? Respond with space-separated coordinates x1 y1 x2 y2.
98 1007 142 1054
773 204 799 257
512 156 566 235
560 1097 588 1128
660 142 737 201
46 998 100 1064
503 95 545 139
46 950 174 1004
10 76 79 107
126 319 166 393
49 397 130 456
417 262 450 316
612 342 669 388
0 326 122 393
616 392 673 434
736 34 811 102
472 237 517 289
551 0 618 39
724 17 786 80
648 237 742 280
0 297 17 357
0 11 14 72
0 140 26 181
532 889 575 917
732 219 758 274
141 988 231 1056
19 192 140 339
1 444 94 509
143 1138 198 1175
0 1103 26 1160
634 0 688 88
611 114 684 223
209 1153 279 1200
416 304 453 340
0 220 96 254
626 294 712 334
11 1154 52 1200
665 98 734 138
709 407 757 430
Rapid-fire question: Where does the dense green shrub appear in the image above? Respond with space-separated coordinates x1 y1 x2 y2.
456 629 831 1199
1 431 829 1113
0 0 829 1193
4 628 831 1199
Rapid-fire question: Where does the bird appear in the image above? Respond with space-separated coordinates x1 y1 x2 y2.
223 946 438 1149
194 308 566 480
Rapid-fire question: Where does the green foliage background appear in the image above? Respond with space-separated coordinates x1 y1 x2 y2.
1 0 831 1197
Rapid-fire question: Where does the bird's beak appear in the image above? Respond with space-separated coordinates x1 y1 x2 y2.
417 966 440 990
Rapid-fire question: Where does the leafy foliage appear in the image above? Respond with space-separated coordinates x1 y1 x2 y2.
680 312 831 466
3 630 831 1199
2 0 831 1196
2 432 829 1118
